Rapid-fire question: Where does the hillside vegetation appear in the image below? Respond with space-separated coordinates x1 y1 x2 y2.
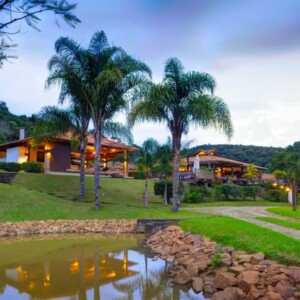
188 144 281 169
0 101 35 143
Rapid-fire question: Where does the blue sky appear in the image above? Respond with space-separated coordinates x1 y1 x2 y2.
1 0 300 147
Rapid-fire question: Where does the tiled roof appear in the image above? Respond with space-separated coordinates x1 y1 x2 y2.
186 155 267 170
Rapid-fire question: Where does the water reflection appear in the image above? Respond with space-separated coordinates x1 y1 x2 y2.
0 234 208 299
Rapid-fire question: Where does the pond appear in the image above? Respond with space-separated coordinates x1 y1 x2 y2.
0 234 209 299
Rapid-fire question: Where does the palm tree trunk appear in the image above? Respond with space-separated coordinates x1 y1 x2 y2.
79 139 87 201
143 176 148 208
172 133 181 212
292 181 298 211
163 179 168 205
94 126 102 210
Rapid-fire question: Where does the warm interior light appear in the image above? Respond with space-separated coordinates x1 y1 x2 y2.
106 271 116 278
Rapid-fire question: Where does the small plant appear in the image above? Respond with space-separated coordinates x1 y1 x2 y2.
22 162 43 173
0 162 22 172
211 251 222 268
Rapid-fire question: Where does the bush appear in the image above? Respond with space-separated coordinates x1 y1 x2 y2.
264 189 287 202
243 186 264 200
154 181 173 203
22 162 43 173
0 162 22 172
213 184 244 200
183 185 211 203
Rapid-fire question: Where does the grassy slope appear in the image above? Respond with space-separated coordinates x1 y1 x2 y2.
267 207 300 219
0 173 206 221
180 216 300 265
256 217 300 230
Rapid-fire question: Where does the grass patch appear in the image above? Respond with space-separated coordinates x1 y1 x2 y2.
0 183 206 222
267 207 300 219
188 200 289 207
256 217 300 230
180 216 300 265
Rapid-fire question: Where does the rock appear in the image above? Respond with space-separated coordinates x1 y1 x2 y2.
229 265 246 276
250 252 265 264
166 255 175 264
263 291 284 300
214 271 238 290
221 252 232 266
290 267 300 284
238 270 260 292
248 287 267 300
212 287 244 300
186 263 199 277
192 277 203 293
173 270 192 285
275 280 295 299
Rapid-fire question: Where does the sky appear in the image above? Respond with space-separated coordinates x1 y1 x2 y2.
1 0 300 148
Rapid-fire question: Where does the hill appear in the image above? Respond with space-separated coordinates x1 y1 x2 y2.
188 144 282 169
0 101 36 143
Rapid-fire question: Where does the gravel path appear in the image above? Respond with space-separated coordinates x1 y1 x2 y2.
184 206 300 240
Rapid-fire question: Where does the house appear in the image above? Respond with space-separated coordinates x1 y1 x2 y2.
0 130 139 177
180 148 267 184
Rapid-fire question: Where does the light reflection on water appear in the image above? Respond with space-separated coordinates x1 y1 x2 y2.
0 234 209 299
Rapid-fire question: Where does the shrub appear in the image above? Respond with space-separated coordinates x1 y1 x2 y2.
154 181 173 204
213 184 244 200
22 162 43 173
243 186 264 200
221 184 244 200
183 185 211 203
264 189 287 202
0 162 22 172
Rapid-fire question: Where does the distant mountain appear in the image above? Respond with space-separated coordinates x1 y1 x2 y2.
188 144 282 169
0 101 36 144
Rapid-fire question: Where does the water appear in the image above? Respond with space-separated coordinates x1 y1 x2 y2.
0 234 209 300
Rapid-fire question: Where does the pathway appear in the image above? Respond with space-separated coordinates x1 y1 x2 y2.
184 206 300 240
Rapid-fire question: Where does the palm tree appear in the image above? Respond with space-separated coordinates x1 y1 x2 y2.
154 138 173 205
48 31 151 209
138 138 159 208
287 158 300 211
34 104 90 201
129 57 233 212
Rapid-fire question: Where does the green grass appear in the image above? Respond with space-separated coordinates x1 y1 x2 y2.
267 207 300 219
256 217 300 230
187 200 289 207
179 216 300 265
0 181 206 222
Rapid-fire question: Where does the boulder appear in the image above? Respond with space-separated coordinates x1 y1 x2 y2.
212 287 244 300
214 271 238 290
192 277 203 293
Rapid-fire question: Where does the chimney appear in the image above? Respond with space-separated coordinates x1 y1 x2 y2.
19 128 25 140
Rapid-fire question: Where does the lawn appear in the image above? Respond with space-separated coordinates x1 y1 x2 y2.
267 207 300 219
256 217 300 230
3 173 300 265
180 216 300 265
0 175 207 222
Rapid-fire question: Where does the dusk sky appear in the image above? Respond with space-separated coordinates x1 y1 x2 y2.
1 0 300 148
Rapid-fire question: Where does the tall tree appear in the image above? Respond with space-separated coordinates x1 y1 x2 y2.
34 104 90 201
129 57 233 212
0 0 80 67
51 31 151 209
138 138 159 208
287 158 300 211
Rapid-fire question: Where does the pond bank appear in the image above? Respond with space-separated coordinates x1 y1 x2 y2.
0 219 136 236
147 225 300 300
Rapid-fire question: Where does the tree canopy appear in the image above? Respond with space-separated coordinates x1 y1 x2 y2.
0 0 80 67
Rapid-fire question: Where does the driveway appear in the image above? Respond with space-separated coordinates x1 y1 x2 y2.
184 206 300 240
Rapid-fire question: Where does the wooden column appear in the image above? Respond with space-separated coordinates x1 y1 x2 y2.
123 151 128 177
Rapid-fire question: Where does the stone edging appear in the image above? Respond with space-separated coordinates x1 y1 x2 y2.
0 219 136 236
147 225 300 300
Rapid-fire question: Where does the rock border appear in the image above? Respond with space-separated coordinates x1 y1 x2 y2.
0 219 136 236
146 225 300 300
